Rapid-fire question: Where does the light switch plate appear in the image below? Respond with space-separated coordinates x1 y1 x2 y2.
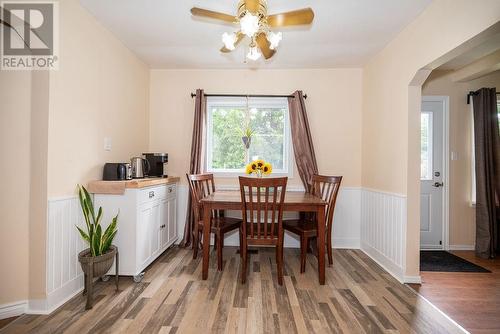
104 137 112 151
451 151 458 161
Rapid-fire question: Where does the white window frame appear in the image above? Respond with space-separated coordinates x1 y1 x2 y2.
205 96 294 177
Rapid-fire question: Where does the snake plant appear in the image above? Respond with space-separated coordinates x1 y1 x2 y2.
76 185 118 257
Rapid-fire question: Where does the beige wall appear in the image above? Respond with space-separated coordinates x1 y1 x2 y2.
47 0 150 198
13 0 150 301
0 71 31 304
423 69 500 247
361 0 500 276
149 69 363 188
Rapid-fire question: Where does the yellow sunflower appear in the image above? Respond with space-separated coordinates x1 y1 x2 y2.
254 159 265 170
263 162 273 175
245 163 254 174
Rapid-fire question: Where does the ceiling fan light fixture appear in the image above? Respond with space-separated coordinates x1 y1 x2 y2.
239 12 260 37
247 45 262 61
222 32 237 50
267 31 282 50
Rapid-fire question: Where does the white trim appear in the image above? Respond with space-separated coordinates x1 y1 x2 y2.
408 287 470 334
448 244 475 251
360 187 407 198
361 242 405 283
403 276 422 284
421 96 450 251
0 300 27 319
205 96 294 177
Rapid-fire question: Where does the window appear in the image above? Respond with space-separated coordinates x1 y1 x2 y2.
421 112 433 180
206 97 292 175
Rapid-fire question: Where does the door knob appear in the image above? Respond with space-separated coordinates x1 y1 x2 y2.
433 182 444 188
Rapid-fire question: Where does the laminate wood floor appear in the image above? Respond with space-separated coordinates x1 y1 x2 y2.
409 251 500 334
1 247 463 334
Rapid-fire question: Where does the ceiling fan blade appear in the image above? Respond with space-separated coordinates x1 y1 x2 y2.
256 33 276 60
267 8 314 27
244 0 260 13
220 32 245 53
190 7 236 23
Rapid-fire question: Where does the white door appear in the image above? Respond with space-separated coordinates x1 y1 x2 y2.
138 204 153 266
168 197 177 243
420 98 446 249
150 201 161 257
160 199 169 249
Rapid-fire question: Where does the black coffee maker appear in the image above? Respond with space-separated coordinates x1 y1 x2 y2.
142 153 168 177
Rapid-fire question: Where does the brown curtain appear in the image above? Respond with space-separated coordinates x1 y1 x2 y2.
180 89 206 247
472 88 500 259
288 90 319 192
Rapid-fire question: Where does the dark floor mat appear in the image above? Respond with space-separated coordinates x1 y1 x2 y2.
420 251 491 272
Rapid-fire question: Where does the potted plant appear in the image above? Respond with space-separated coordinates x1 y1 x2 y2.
76 184 119 309
241 126 254 149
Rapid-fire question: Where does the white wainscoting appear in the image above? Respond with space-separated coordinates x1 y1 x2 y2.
29 196 87 314
361 188 409 283
175 185 361 249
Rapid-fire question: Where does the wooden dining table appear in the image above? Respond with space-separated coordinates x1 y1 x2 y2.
200 190 328 285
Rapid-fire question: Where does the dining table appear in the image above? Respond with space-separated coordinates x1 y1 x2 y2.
199 190 328 285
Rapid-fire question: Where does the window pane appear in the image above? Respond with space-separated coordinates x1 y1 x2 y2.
421 112 433 180
211 107 246 169
248 107 285 170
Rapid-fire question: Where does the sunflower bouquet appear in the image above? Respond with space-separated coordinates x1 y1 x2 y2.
245 159 273 177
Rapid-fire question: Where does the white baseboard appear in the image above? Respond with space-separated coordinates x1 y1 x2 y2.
361 241 404 282
403 276 422 284
448 244 475 251
0 300 28 320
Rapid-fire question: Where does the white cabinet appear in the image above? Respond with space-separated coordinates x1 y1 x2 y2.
94 182 178 278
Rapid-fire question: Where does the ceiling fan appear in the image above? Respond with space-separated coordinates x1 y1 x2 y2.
190 0 314 61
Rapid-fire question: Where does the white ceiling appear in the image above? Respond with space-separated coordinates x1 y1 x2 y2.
79 0 433 69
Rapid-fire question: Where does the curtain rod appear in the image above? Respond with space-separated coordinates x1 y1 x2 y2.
467 90 500 104
190 93 307 99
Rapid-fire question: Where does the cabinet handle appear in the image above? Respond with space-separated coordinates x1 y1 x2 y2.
149 191 155 198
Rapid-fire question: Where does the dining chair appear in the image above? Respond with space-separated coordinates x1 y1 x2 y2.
238 176 288 285
283 175 342 273
187 173 241 271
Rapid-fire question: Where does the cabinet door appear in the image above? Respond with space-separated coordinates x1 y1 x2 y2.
160 199 169 250
168 197 177 243
137 204 153 267
150 201 161 257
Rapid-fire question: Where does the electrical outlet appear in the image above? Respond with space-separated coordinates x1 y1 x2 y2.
104 137 112 151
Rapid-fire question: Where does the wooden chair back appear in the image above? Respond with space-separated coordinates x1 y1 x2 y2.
186 173 223 222
310 175 342 231
238 177 288 243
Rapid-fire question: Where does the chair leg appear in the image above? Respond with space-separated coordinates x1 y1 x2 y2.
193 228 199 259
241 237 248 284
300 235 307 273
327 234 333 266
239 229 243 258
217 232 223 271
276 243 284 286
214 233 218 252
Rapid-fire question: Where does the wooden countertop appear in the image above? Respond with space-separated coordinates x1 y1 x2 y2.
88 177 180 195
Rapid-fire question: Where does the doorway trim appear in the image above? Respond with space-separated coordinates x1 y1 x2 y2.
421 95 450 251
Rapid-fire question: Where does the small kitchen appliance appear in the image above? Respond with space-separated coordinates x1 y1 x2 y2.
143 153 168 177
103 163 130 181
130 157 150 179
